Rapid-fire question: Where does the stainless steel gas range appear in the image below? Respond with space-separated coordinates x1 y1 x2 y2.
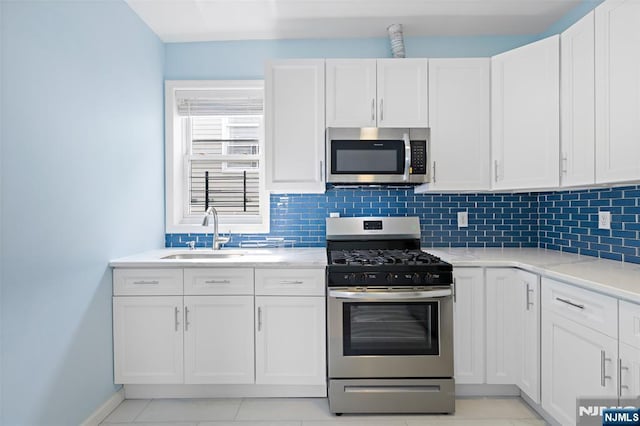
325 216 455 415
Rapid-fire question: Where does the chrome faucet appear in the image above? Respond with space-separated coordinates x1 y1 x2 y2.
202 206 229 250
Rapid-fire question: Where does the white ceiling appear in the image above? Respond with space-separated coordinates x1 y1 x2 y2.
125 0 588 43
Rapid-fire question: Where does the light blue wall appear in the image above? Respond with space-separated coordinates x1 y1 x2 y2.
0 1 164 424
164 0 602 80
165 35 539 80
540 0 605 37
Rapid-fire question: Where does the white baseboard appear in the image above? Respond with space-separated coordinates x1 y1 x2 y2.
80 388 125 426
124 384 327 399
455 384 521 397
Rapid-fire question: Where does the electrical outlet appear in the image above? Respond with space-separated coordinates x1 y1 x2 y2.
598 211 611 230
457 211 468 228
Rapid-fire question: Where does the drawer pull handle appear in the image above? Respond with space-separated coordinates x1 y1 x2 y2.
205 279 231 284
279 280 304 285
184 307 190 331
555 297 584 310
174 307 180 332
133 280 159 285
257 307 263 331
601 350 612 387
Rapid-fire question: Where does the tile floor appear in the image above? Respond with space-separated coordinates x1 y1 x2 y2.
100 397 548 426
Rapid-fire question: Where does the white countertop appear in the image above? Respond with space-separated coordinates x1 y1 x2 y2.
427 247 640 304
109 247 327 268
111 246 640 304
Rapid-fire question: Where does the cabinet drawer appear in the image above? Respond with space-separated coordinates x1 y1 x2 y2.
113 269 183 296
184 268 253 295
541 277 617 338
255 269 325 296
620 300 640 350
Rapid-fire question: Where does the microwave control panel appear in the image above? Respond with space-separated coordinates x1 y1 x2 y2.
410 141 427 175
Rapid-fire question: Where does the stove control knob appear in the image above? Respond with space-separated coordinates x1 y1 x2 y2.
386 273 395 284
412 273 421 284
355 273 367 283
348 273 357 284
424 273 433 283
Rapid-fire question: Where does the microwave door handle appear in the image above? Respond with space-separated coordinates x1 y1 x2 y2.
403 133 411 182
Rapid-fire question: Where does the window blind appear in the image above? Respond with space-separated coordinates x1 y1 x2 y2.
179 87 264 219
176 89 263 116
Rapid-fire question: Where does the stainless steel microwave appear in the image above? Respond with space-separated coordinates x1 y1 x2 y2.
326 127 430 185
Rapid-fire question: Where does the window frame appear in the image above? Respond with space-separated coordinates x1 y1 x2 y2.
165 80 269 234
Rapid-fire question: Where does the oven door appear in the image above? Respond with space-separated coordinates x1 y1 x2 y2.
327 288 454 378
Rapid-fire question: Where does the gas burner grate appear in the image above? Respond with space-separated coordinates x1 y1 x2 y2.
330 249 443 266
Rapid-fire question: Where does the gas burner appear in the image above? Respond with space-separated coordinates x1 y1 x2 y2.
329 249 444 266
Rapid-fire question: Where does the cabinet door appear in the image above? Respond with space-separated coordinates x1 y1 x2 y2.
453 268 485 384
619 343 640 399
376 59 428 127
113 296 183 384
542 310 618 426
183 296 254 384
517 270 540 404
326 59 377 127
255 296 326 385
485 268 519 384
265 60 325 193
419 58 490 192
561 11 596 187
595 0 640 183
491 36 560 190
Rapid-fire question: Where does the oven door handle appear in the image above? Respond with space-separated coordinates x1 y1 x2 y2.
329 288 452 300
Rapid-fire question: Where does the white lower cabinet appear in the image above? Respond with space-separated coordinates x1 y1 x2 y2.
486 268 519 384
452 268 485 384
619 343 640 398
517 270 540 403
113 296 184 384
541 277 620 425
542 309 618 425
255 296 326 385
485 268 540 402
183 295 254 384
113 267 327 391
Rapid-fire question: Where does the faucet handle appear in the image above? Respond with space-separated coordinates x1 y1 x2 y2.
186 241 196 250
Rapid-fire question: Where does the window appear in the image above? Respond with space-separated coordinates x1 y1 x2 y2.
165 81 268 233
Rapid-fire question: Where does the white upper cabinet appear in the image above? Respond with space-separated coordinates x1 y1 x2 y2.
595 0 640 183
377 59 429 127
561 11 596 187
491 35 560 190
417 58 490 192
265 59 326 193
326 59 377 128
325 59 428 128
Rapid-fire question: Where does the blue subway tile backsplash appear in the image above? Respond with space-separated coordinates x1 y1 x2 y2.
166 187 538 249
538 185 640 264
166 184 640 265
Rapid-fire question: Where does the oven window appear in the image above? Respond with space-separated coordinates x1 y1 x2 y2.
343 302 440 356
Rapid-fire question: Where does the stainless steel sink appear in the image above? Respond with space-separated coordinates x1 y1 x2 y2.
161 253 245 260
